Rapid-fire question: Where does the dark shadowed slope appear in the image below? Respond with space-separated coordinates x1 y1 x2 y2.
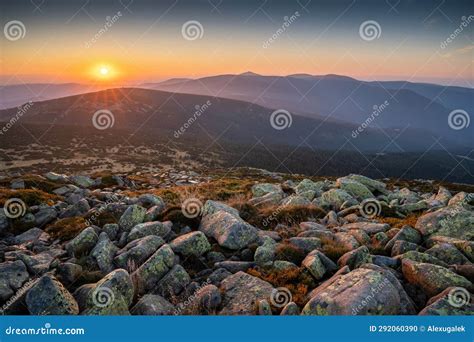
0 87 466 153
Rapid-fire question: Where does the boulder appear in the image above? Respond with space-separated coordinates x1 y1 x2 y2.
302 264 415 315
131 294 175 315
280 195 311 207
60 198 90 218
128 221 171 241
155 264 191 298
0 260 29 302
118 205 147 232
84 269 134 315
70 175 94 188
337 246 372 270
170 231 211 257
34 207 57 227
199 210 258 250
254 236 277 266
137 194 165 210
288 237 321 254
295 179 326 195
251 183 282 198
114 235 164 270
402 259 473 298
219 271 275 315
318 189 355 211
133 244 175 293
415 205 474 240
202 200 239 217
280 302 300 315
303 250 336 280
26 274 78 315
342 222 390 235
336 177 374 200
425 243 470 265
249 191 284 207
384 225 422 252
66 227 98 257
91 232 118 274
346 174 388 195
419 286 473 315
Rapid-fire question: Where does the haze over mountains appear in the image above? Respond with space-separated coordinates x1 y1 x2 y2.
141 73 474 147
0 72 472 161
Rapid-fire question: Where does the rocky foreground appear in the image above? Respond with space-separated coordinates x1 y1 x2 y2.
0 169 473 315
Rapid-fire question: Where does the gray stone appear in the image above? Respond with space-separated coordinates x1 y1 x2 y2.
66 227 98 257
288 237 321 254
128 221 171 241
251 183 282 198
170 231 211 257
415 205 474 240
119 205 147 232
84 269 134 315
60 198 90 218
303 264 415 315
91 232 118 274
402 259 473 298
114 235 164 270
34 207 57 227
219 271 274 315
70 175 94 188
337 246 372 270
155 264 191 298
131 294 175 315
202 200 239 217
133 244 175 293
199 210 258 250
26 274 78 315
0 260 29 302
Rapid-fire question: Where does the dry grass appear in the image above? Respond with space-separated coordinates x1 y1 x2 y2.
0 174 66 193
0 188 61 206
274 243 307 265
247 267 314 308
378 213 422 229
247 204 326 230
44 217 88 241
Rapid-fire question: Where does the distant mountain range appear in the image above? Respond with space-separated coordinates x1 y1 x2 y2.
0 73 472 154
141 72 474 147
0 83 108 109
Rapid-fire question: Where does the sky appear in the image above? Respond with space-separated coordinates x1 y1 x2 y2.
0 0 473 87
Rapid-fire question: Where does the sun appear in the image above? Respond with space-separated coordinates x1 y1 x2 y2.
89 63 120 82
94 65 115 80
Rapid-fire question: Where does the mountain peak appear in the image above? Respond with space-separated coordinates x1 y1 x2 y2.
239 71 261 76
